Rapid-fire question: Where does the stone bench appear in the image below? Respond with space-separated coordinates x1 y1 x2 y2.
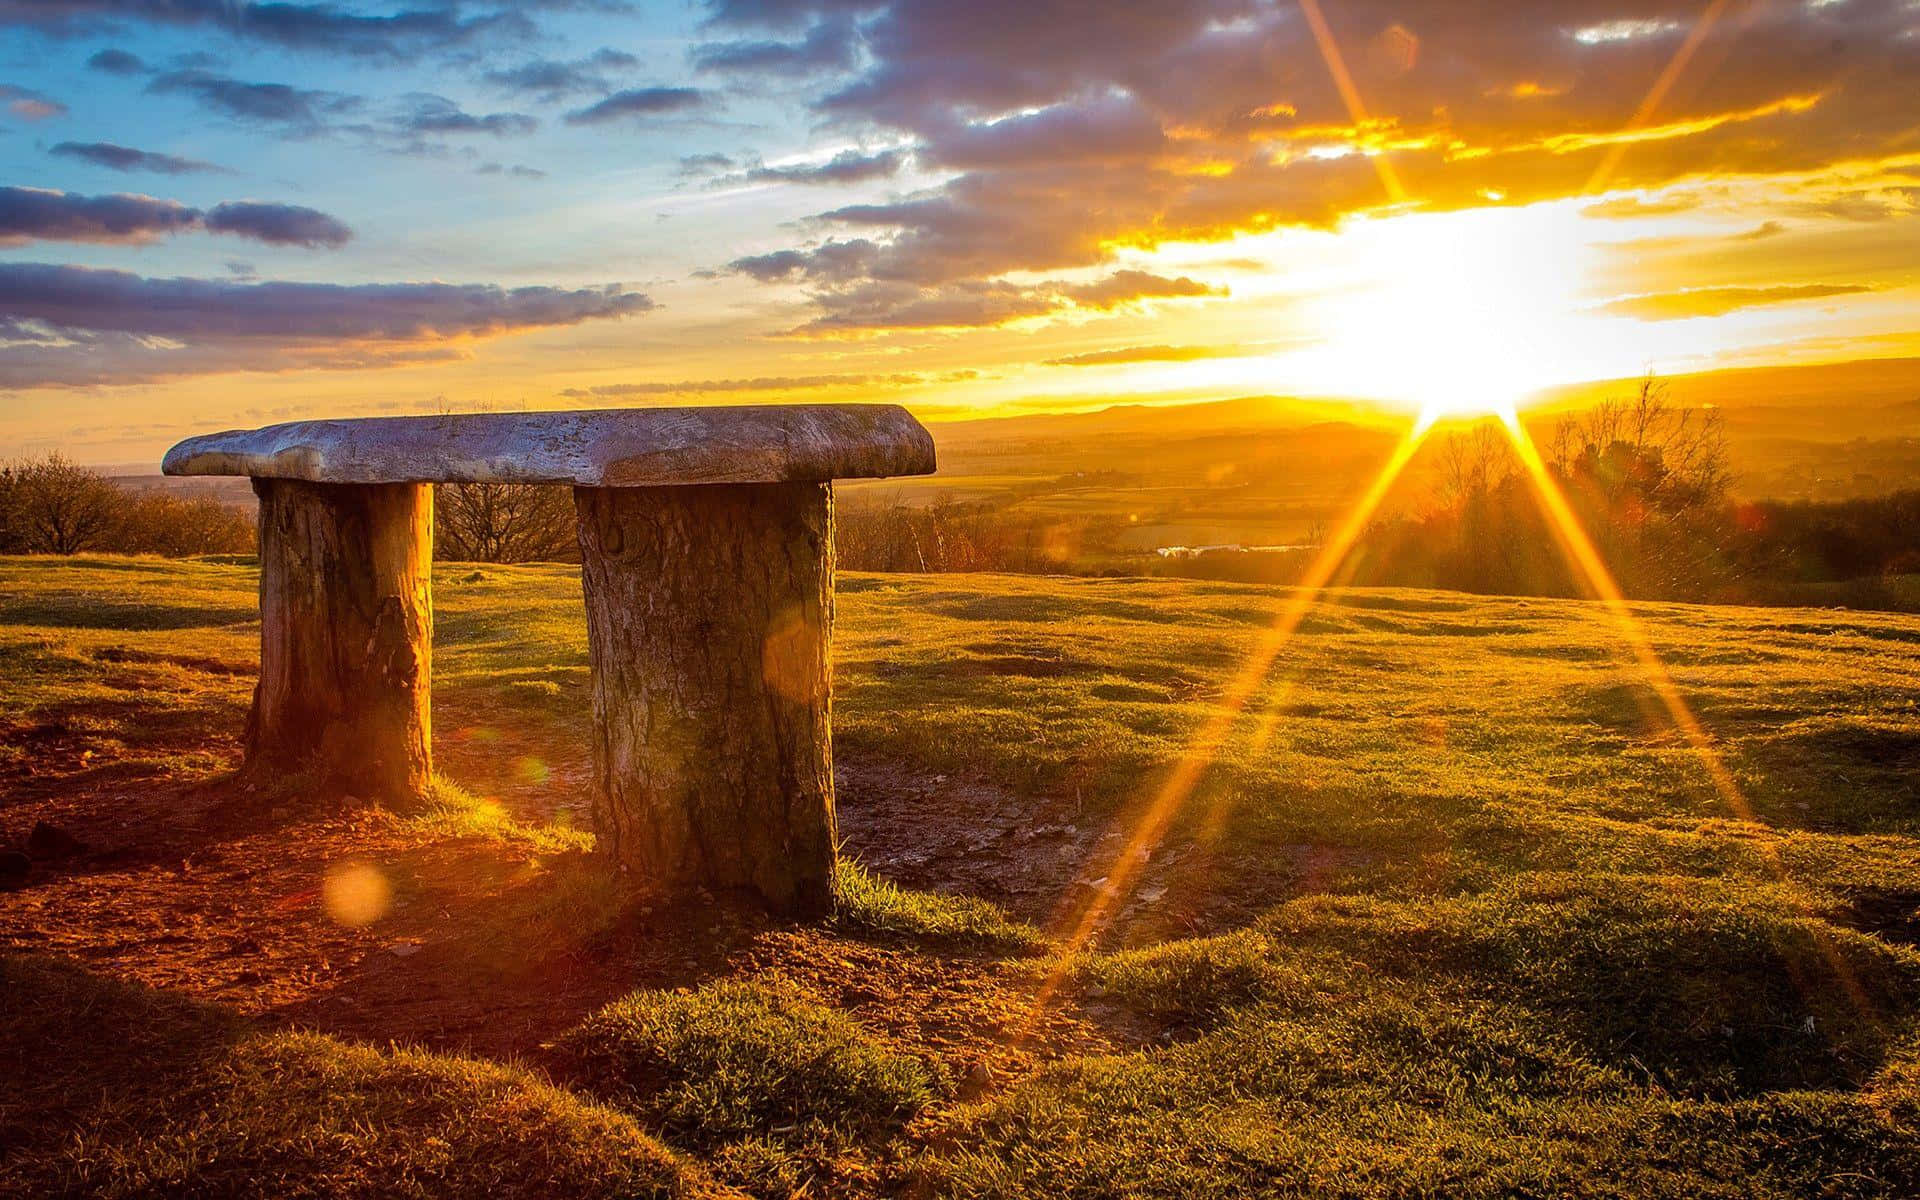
163 405 936 915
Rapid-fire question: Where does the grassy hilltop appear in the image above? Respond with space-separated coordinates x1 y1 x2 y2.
5 556 1920 1196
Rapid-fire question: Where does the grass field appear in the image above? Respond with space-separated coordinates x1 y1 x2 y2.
5 555 1920 1196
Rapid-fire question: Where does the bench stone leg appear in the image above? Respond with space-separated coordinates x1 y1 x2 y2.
247 479 433 808
574 481 836 916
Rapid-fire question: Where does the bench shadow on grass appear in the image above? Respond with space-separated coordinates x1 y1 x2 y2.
0 955 717 1200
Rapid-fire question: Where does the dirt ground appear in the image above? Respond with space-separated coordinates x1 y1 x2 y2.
0 699 1158 1095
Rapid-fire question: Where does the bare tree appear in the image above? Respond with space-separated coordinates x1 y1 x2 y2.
1550 377 1730 507
4 453 122 554
1548 376 1735 596
1436 422 1514 508
434 481 578 563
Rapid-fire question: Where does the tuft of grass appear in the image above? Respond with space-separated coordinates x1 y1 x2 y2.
832 859 1046 953
0 956 722 1200
552 976 942 1148
1079 929 1299 1022
405 775 594 854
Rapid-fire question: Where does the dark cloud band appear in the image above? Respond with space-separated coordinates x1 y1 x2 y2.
0 187 353 248
49 141 228 176
0 262 655 386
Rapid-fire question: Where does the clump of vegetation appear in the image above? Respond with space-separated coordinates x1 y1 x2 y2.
1 452 254 557
407 775 593 854
1267 876 1920 1095
1079 929 1298 1022
833 859 1045 953
0 957 718 1200
552 977 942 1149
434 481 579 564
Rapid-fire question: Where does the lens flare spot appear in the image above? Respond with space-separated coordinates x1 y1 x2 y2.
322 861 391 928
514 755 551 785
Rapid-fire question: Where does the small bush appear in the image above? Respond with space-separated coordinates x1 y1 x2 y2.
552 976 941 1147
407 775 593 854
0 454 255 557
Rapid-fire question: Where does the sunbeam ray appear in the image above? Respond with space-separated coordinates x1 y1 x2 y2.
1298 0 1408 205
1498 410 1876 1017
1019 423 1428 1032
1585 0 1736 195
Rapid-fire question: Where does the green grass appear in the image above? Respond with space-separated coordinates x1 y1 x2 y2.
6 554 1920 1197
406 774 594 854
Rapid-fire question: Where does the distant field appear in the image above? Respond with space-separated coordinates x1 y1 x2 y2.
5 556 1920 1197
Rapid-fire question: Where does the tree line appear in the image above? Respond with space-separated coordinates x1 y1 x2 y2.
9 386 1920 613
1156 381 1920 607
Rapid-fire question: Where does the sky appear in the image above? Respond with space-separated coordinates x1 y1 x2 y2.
0 0 1916 463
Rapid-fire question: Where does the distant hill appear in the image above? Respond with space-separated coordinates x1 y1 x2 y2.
926 392 1399 450
1530 356 1920 441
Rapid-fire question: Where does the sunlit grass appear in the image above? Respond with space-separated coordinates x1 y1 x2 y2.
407 775 594 854
833 859 1045 953
5 556 1920 1197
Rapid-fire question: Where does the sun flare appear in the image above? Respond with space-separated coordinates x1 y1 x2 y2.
1302 207 1598 428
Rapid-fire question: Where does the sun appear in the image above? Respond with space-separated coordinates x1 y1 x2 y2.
1304 205 1596 430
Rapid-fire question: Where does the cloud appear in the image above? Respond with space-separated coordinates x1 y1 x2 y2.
147 69 359 131
203 201 354 248
49 141 228 175
0 82 65 120
0 186 352 248
1045 343 1249 367
1598 284 1874 321
692 15 859 76
729 238 880 283
1581 193 1704 220
679 152 737 175
476 162 547 179
564 86 710 125
0 262 655 386
743 148 905 184
0 186 199 245
85 47 145 75
485 48 638 103
1062 269 1221 310
1 1 529 61
787 270 1225 334
705 0 1920 329
560 371 932 398
395 94 537 137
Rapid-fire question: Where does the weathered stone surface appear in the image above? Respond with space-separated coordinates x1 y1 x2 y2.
162 404 935 486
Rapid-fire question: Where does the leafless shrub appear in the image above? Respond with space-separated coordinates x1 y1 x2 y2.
1 453 123 554
114 491 255 556
433 482 580 563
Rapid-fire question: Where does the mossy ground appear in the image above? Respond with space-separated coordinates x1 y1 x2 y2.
5 554 1920 1196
